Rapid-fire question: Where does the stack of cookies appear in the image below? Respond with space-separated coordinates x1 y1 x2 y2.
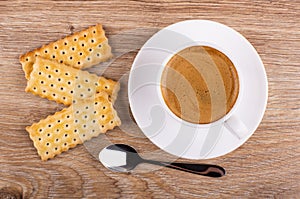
20 24 121 161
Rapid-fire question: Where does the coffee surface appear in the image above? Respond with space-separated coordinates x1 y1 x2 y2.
161 46 239 124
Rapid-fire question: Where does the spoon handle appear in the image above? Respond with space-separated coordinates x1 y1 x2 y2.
144 160 225 177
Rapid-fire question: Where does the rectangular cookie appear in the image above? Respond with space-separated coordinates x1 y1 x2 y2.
20 24 112 79
25 56 119 105
26 92 121 161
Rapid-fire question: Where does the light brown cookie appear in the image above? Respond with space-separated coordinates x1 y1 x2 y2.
20 24 112 79
25 56 120 105
26 92 121 161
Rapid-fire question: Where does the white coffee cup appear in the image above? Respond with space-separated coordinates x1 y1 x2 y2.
156 42 248 140
128 20 267 159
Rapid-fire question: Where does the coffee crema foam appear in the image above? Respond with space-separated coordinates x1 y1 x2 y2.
161 46 239 124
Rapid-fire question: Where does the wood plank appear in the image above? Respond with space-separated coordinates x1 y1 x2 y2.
0 0 299 198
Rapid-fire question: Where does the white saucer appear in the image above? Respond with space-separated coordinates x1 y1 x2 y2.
128 20 268 159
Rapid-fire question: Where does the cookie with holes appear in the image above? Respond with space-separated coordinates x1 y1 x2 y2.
26 91 121 161
25 56 119 105
20 24 112 80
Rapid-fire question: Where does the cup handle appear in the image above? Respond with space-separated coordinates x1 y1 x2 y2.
224 115 248 139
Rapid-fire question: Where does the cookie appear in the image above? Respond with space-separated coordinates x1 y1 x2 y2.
20 24 112 79
25 56 119 105
26 92 121 161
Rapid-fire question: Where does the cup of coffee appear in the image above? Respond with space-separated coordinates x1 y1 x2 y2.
128 20 267 159
159 44 247 138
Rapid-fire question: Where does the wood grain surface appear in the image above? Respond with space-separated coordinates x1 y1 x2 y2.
0 0 299 198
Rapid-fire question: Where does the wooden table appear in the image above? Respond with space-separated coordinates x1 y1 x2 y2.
1 0 299 198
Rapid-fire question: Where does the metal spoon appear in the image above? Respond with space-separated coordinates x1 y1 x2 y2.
99 144 225 177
